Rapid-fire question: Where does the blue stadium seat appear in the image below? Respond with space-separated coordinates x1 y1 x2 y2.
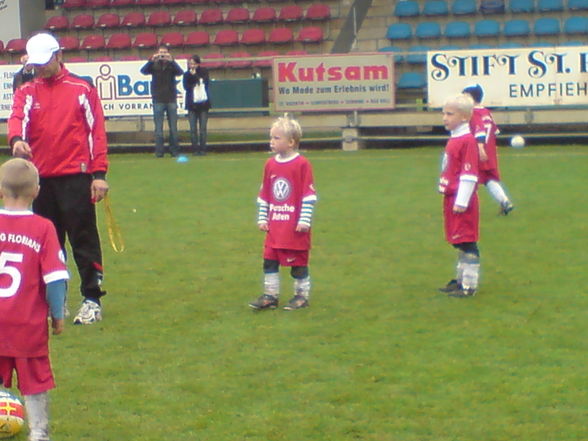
415 21 441 38
534 17 560 35
397 72 426 89
568 0 588 10
538 0 563 11
560 40 585 46
423 0 449 15
504 19 531 36
451 0 477 14
393 1 420 17
386 23 412 40
563 16 588 35
479 0 506 13
509 0 534 12
406 45 430 64
474 19 500 37
445 21 471 38
378 45 405 63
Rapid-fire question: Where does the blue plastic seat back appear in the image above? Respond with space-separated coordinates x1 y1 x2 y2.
394 1 420 17
568 0 588 10
534 17 560 35
386 23 413 40
378 45 405 63
445 21 470 38
406 45 430 64
563 16 588 34
504 19 530 36
451 0 477 14
397 72 426 89
509 0 534 13
474 19 500 37
538 0 563 11
423 0 449 15
415 21 441 38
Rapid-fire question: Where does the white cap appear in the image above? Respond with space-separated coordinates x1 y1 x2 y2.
26 33 60 65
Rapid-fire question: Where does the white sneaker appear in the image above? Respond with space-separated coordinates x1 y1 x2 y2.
73 300 102 325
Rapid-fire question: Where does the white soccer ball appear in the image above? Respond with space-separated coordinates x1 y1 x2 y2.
510 135 525 148
0 391 25 439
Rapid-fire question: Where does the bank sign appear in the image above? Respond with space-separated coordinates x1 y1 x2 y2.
273 53 395 112
427 45 588 108
0 60 186 119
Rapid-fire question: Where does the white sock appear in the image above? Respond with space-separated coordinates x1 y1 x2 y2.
24 392 50 441
264 272 280 298
456 251 465 284
461 253 480 291
486 180 509 205
293 276 311 299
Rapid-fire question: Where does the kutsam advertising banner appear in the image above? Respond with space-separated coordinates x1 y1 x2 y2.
272 53 395 112
427 45 588 108
0 60 186 120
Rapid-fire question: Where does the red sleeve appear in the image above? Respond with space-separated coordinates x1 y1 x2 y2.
461 136 479 178
87 86 109 175
300 158 317 201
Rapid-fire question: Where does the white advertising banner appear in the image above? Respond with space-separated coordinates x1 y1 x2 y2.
427 45 588 108
0 60 186 120
272 53 395 112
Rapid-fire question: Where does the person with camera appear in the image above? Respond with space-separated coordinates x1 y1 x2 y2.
140 46 184 158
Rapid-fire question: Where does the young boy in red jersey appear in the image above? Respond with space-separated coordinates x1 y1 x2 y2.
0 158 69 441
438 94 481 298
462 84 514 215
249 115 317 311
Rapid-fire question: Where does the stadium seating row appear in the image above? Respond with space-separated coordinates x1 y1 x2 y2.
393 0 588 18
386 16 588 40
63 0 298 8
2 26 324 54
47 4 331 30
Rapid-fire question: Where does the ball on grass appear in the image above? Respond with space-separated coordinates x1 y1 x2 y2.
510 135 525 148
176 155 189 163
0 391 25 439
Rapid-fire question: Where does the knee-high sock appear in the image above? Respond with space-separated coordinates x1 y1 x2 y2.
24 392 50 441
461 252 480 291
264 272 280 298
486 180 509 205
456 250 465 284
294 276 311 299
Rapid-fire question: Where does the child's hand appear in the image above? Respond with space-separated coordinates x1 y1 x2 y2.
258 222 269 232
453 205 467 213
52 318 64 335
296 223 310 233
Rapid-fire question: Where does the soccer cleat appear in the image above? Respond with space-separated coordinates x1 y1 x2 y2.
499 201 515 216
283 295 309 310
448 288 476 298
73 299 102 325
438 279 462 293
249 294 278 310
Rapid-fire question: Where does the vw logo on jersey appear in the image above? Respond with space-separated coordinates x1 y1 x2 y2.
272 178 291 201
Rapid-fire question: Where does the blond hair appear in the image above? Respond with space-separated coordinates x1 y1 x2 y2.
444 93 474 119
0 158 40 200
271 113 302 147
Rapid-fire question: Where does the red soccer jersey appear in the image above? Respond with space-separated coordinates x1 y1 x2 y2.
469 106 500 171
439 124 479 197
0 210 69 358
258 153 317 250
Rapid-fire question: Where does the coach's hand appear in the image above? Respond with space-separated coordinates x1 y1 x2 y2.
453 205 467 213
52 318 64 335
91 179 109 203
12 140 32 159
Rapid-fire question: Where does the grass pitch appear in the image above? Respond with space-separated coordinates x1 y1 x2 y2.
6 144 588 441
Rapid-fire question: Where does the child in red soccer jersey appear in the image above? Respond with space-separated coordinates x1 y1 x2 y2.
0 158 69 441
438 94 481 298
462 84 514 215
249 115 317 311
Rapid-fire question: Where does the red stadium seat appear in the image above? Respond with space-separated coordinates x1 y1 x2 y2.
59 36 80 51
173 9 198 26
253 50 279 67
213 29 238 46
160 31 184 47
96 13 121 29
252 7 276 23
45 15 70 31
111 0 135 5
278 5 303 22
185 30 210 47
199 8 224 25
147 10 172 27
162 0 187 4
87 0 110 7
226 51 252 69
305 4 331 21
296 26 324 43
137 0 160 4
92 55 114 61
121 11 146 27
268 27 293 44
133 32 158 48
63 0 86 8
0 40 4 54
6 38 27 54
225 7 250 24
81 34 106 50
202 52 225 69
240 28 265 45
106 33 132 49
71 13 95 30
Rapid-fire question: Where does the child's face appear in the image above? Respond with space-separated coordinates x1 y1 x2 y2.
442 104 468 131
270 126 295 156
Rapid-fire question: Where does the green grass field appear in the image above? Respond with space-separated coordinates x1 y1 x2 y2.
6 144 588 441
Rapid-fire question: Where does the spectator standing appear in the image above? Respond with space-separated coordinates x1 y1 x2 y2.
183 55 211 156
8 32 109 325
140 46 184 158
12 55 35 91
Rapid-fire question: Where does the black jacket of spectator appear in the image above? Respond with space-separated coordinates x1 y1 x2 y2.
140 58 184 103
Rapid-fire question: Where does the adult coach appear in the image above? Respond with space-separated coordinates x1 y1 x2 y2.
8 32 109 325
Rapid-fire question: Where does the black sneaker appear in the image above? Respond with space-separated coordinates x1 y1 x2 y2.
438 279 462 293
249 294 278 310
283 295 309 310
448 288 476 298
499 201 515 216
